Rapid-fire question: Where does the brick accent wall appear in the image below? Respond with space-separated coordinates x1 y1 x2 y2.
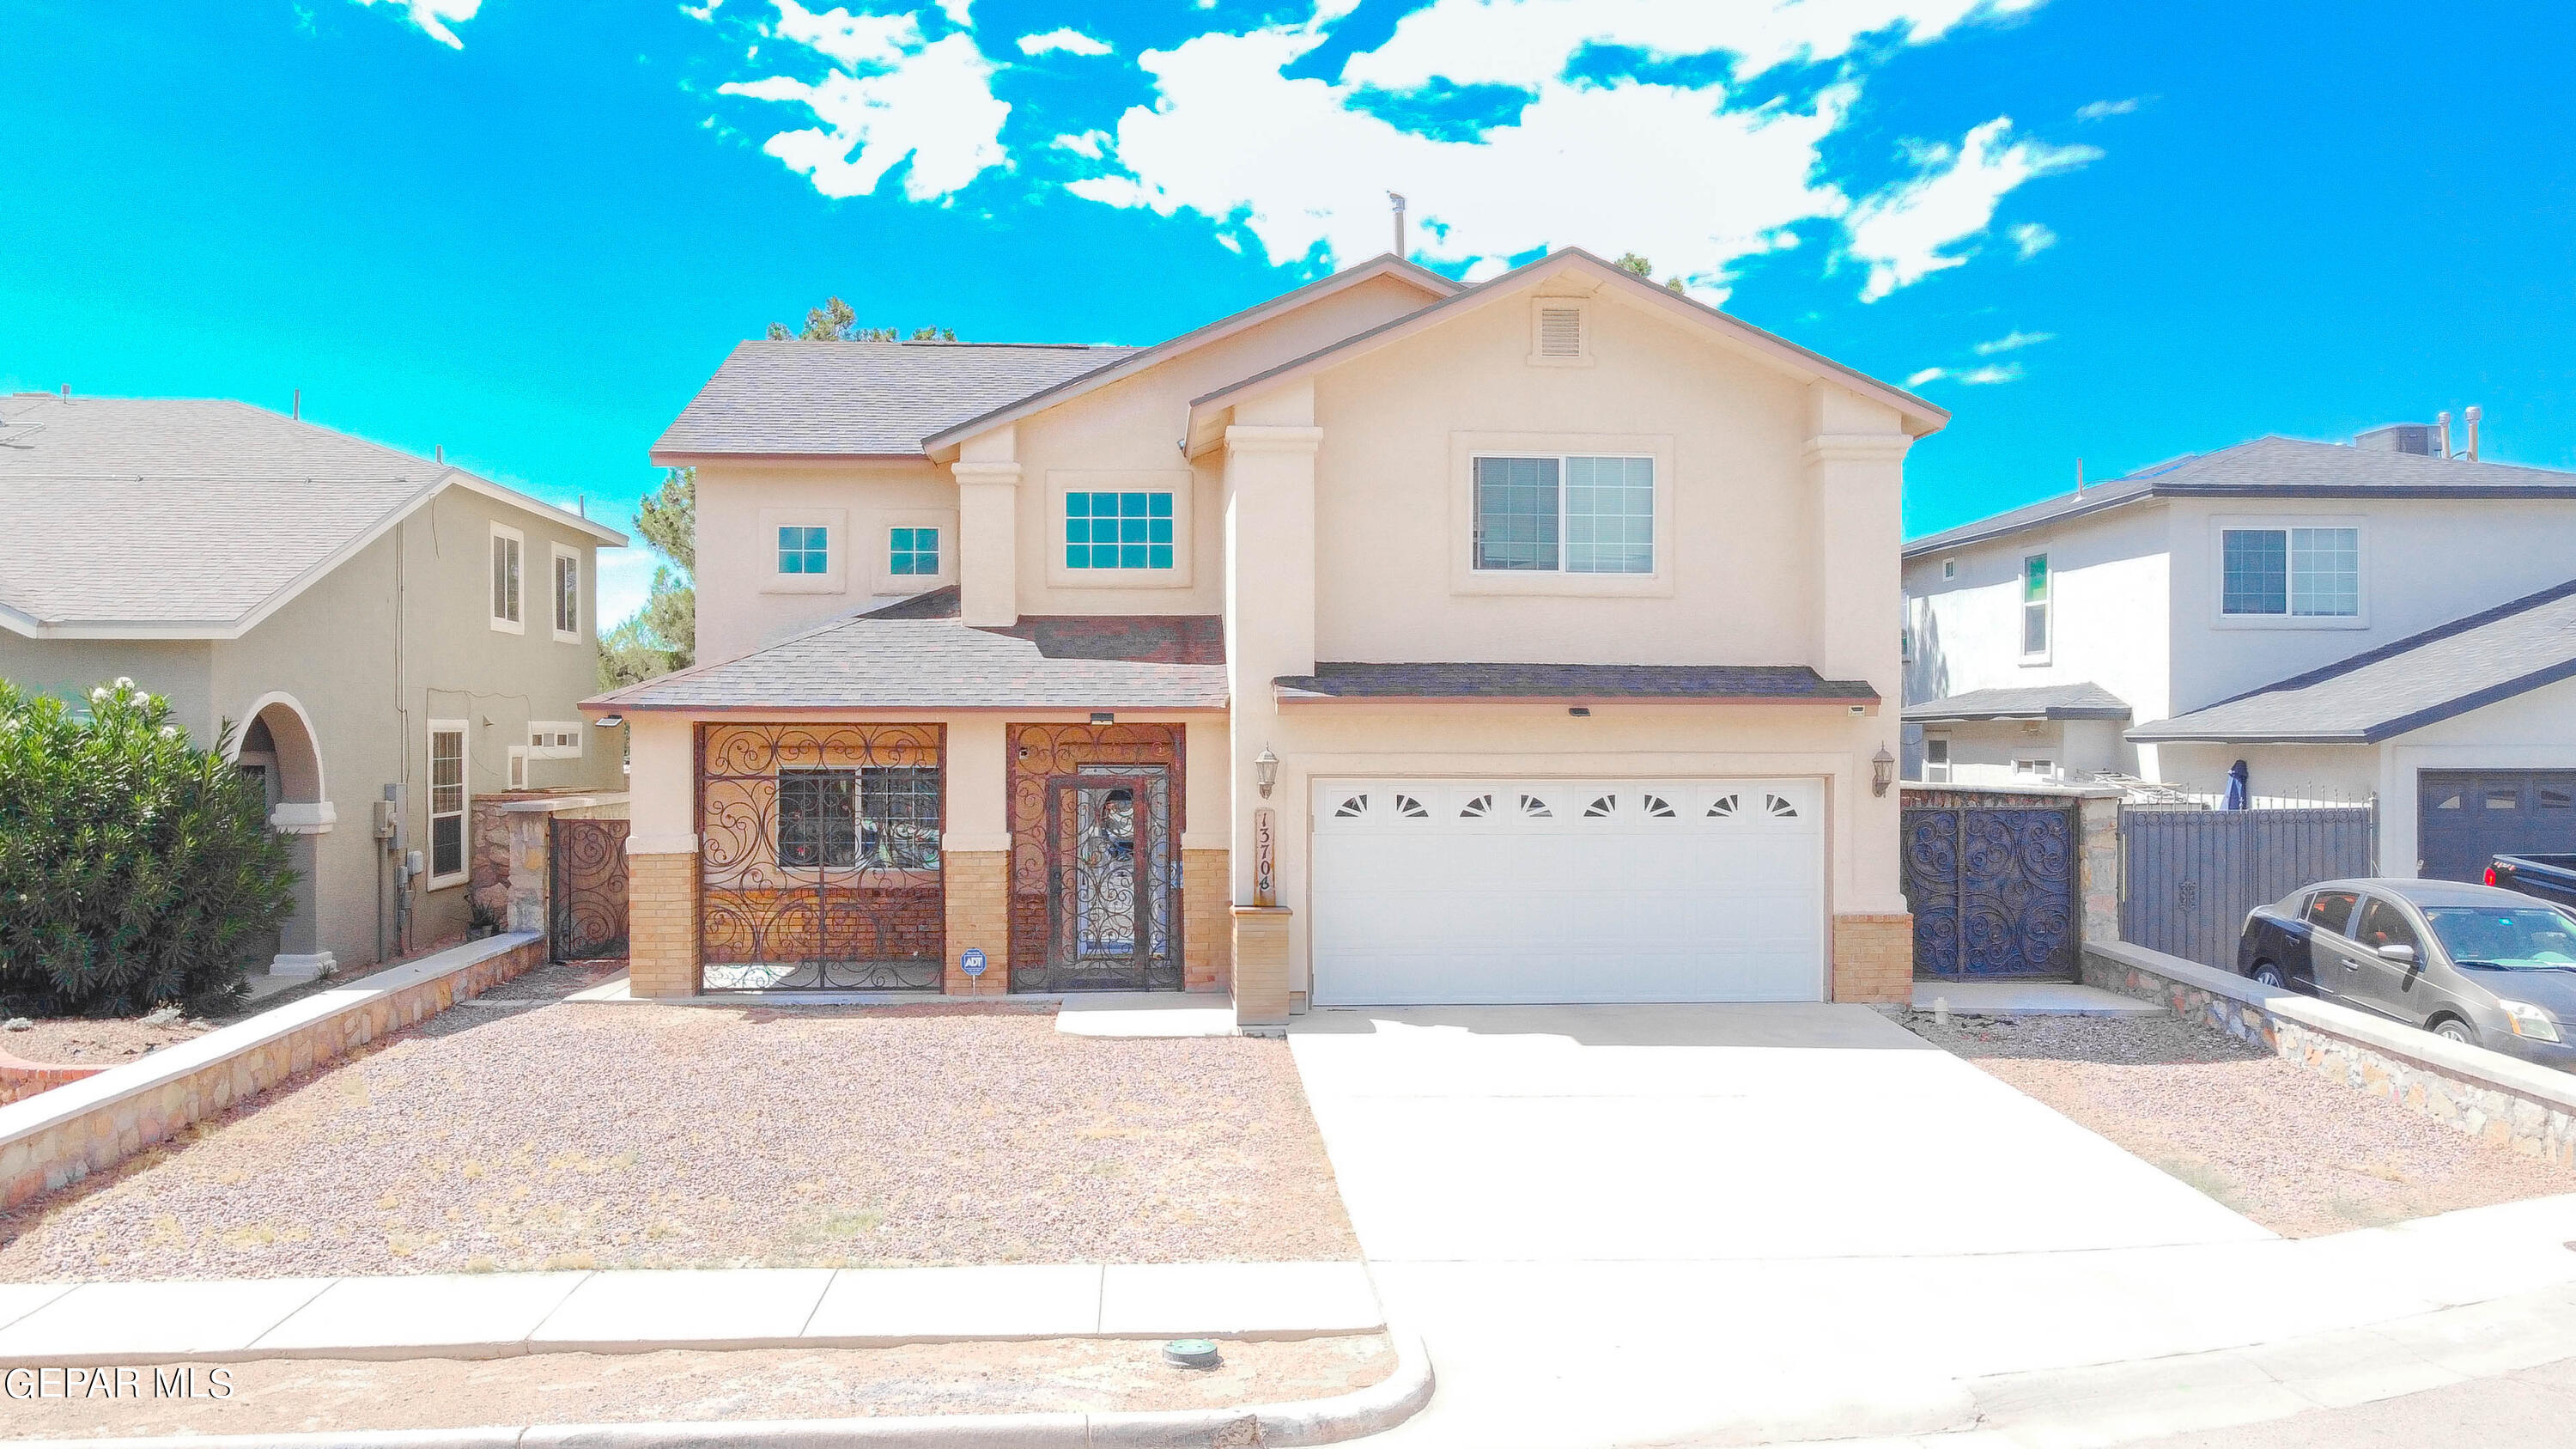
1233 906 1292 1029
942 850 1011 995
1182 849 1230 994
1832 912 1913 1003
627 850 701 997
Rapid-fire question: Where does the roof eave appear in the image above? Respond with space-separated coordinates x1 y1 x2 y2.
648 448 932 468
582 698 1231 715
1276 686 1880 709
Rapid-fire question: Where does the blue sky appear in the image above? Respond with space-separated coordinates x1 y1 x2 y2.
8 0 2573 626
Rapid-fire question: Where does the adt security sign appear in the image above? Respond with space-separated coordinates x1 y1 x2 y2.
960 947 987 979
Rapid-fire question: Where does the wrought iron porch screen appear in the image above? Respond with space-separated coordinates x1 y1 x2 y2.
699 723 945 990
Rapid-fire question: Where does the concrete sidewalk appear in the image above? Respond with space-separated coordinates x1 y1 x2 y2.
0 1260 1381 1367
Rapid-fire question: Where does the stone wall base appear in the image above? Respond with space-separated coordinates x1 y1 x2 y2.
1832 913 1914 1003
627 850 701 997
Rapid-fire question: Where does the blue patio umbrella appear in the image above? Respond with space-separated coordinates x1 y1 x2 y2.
2223 759 2250 811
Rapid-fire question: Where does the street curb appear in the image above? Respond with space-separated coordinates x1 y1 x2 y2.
6 1327 1433 1449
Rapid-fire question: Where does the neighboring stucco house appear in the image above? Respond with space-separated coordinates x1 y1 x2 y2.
592 249 1943 1025
1902 424 2576 879
0 392 629 978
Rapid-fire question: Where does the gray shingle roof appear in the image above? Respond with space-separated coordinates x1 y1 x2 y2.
2129 581 2576 744
1273 661 1877 703
1904 682 2132 721
1906 436 2576 558
590 588 1228 711
0 394 606 631
651 341 1138 460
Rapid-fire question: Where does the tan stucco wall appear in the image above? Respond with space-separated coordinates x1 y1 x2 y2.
0 638 216 736
691 458 956 662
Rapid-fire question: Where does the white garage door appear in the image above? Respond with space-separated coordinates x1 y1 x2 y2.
1309 778 1826 1006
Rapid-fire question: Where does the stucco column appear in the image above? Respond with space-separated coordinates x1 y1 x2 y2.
1222 393 1321 1027
940 716 1011 995
623 713 702 996
954 424 1021 628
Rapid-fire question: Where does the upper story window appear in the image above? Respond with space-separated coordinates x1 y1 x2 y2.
779 525 829 576
1471 455 1654 575
2020 552 2050 660
890 527 939 578
551 546 580 640
1065 490 1175 570
489 524 523 633
1923 736 1951 782
2222 527 2358 618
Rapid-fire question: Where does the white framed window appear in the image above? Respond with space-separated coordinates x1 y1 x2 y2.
489 525 524 633
2221 526 2360 619
527 721 585 760
1924 737 1952 783
1941 557 1958 581
427 720 468 887
507 746 529 790
550 545 581 641
759 507 848 594
2019 552 2050 662
1527 298 1591 366
2012 757 2056 779
1471 454 1655 575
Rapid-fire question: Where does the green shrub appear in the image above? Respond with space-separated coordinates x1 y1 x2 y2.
0 679 295 1016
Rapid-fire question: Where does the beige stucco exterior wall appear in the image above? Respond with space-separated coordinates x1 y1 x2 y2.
691 458 957 662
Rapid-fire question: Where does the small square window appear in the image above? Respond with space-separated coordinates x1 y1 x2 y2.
779 526 828 575
889 526 939 578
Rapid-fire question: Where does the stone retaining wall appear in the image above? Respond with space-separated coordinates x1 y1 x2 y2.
2082 939 2576 1167
0 933 546 1209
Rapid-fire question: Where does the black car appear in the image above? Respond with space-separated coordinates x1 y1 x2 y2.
2238 877 2576 1068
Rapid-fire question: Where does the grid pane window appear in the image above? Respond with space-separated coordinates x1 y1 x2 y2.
778 770 859 868
889 527 939 577
2020 554 2050 656
1563 456 1655 574
2290 527 2359 616
776 767 942 869
554 554 579 634
1472 456 1562 570
777 526 829 575
1064 491 1175 569
2222 529 2289 615
490 534 521 622
429 728 465 879
862 765 942 869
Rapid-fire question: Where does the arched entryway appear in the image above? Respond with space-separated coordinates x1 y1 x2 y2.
227 693 337 978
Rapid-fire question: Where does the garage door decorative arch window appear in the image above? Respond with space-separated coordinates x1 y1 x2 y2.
1765 795 1800 819
1641 794 1676 818
1585 795 1617 817
1519 794 1552 817
1335 795 1368 818
1708 794 1741 818
1459 794 1495 819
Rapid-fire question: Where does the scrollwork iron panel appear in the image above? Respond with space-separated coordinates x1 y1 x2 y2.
1036 770 1180 992
697 723 945 991
1006 723 1186 993
549 817 630 961
1902 805 2075 978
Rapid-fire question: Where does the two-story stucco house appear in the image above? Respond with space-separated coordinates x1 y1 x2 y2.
592 250 1944 1025
1903 423 2576 880
0 393 629 982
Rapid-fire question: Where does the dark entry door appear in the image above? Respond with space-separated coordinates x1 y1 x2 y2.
1902 805 2078 978
2419 771 2576 882
1030 769 1179 991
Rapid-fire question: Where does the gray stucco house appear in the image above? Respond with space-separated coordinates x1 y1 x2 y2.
0 391 628 979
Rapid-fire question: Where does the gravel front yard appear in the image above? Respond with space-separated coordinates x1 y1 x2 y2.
0 1333 1394 1440
0 965 1357 1280
1901 1008 2576 1236
0 1016 212 1065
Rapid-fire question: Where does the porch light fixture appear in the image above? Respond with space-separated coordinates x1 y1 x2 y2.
1872 746 1896 797
1255 746 1279 798
593 715 623 729
1091 711 1115 724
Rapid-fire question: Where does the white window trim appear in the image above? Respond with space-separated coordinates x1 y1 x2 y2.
527 720 586 760
2208 514 2370 630
2012 757 2057 780
489 524 525 635
1043 470 1196 590
425 718 470 890
2018 551 2051 665
1923 735 1953 783
759 507 848 596
1448 431 1675 599
1526 296 1594 368
550 544 582 642
507 746 530 791
868 508 962 595
1941 557 1958 581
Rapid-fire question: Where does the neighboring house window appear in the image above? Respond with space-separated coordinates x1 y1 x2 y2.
777 766 942 869
1471 455 1655 575
1941 558 1958 581
507 746 529 791
2012 757 2055 779
890 527 939 578
428 721 467 886
2221 527 2359 617
2020 552 2050 660
1924 737 1952 782
552 547 580 639
489 525 523 632
1065 491 1175 570
779 525 829 575
528 721 584 760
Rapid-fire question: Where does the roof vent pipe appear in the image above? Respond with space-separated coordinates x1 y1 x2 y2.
1388 192 1406 257
2438 411 2451 459
2075 458 2085 498
2465 405 2482 461
292 388 301 422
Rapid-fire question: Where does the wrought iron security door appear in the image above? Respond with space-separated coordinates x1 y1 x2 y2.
697 723 945 991
1031 768 1179 992
549 817 630 960
1903 806 2076 978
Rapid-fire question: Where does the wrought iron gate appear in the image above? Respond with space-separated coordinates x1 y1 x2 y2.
549 817 631 960
697 723 945 991
1036 769 1179 992
2120 806 2373 966
1902 805 2078 978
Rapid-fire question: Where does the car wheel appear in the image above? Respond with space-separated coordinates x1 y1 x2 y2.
2251 962 2287 989
2432 1018 2477 1046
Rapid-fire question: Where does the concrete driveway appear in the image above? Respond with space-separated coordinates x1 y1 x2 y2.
1291 1003 2275 1446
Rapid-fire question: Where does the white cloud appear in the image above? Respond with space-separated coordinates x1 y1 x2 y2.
720 3 1010 201
1973 328 2053 354
351 0 479 48
1843 118 2098 300
2008 221 2058 258
1905 366 1947 387
1018 27 1111 57
1052 130 1112 159
2075 97 2138 120
1958 362 2023 383
936 0 969 25
682 0 726 20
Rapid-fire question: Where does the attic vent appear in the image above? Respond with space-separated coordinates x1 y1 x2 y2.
1537 307 1583 358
